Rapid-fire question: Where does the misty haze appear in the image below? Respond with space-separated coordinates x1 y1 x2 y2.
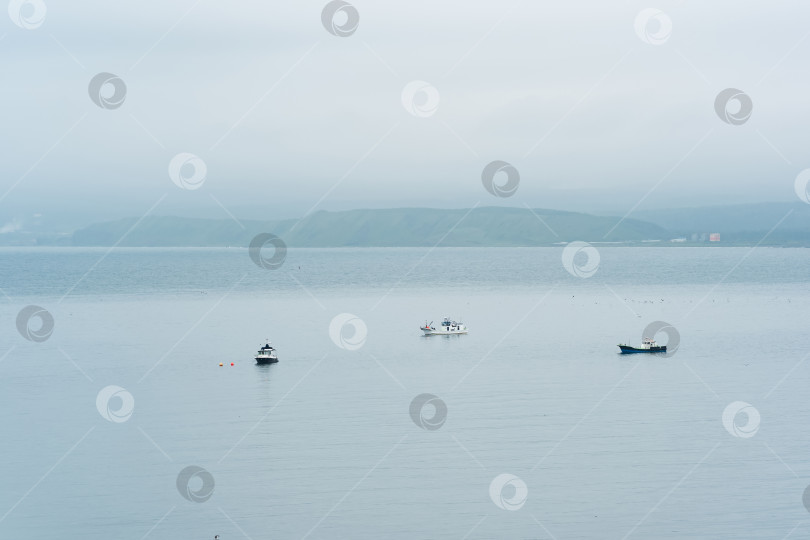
2 1 810 539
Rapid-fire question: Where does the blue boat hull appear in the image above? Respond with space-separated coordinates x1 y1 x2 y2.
618 345 666 354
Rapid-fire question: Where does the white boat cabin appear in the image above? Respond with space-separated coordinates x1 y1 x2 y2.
256 343 277 358
640 337 659 349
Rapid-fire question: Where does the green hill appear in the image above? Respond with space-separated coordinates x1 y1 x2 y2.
71 207 669 247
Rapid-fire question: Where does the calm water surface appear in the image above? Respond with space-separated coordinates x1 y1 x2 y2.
1 247 809 539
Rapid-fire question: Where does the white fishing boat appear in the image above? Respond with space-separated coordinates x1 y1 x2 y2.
421 317 468 336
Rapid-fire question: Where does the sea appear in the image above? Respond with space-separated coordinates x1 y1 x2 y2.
1 246 809 539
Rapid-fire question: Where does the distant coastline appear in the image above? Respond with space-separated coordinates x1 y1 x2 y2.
3 203 809 248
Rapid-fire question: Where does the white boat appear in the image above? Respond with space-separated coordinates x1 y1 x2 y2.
421 317 468 335
255 342 278 364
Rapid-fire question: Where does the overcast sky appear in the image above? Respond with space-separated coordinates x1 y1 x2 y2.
1 0 809 228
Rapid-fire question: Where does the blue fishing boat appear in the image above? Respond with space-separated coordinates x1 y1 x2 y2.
617 337 666 354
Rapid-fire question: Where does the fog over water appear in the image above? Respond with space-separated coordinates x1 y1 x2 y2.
2 0 810 230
